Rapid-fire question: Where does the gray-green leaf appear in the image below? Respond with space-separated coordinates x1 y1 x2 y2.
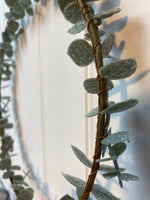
111 142 127 156
99 57 137 80
120 173 139 181
68 21 87 34
83 78 114 94
84 29 105 40
85 107 98 117
102 34 115 57
60 194 74 200
96 156 118 163
57 0 75 13
67 39 94 66
93 8 121 20
76 187 92 200
17 188 34 200
101 131 130 145
71 145 92 168
64 2 83 24
62 173 86 187
101 99 138 115
92 184 120 200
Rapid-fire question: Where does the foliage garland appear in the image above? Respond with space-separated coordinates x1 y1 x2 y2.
0 0 140 199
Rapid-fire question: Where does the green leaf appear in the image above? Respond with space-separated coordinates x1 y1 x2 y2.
100 165 125 173
3 171 14 179
13 175 24 182
26 7 34 16
111 142 127 156
92 184 120 200
96 156 118 163
85 107 98 117
102 34 115 57
101 131 130 145
99 57 137 80
93 8 121 20
120 173 139 181
0 158 11 170
83 78 114 94
62 173 86 187
7 20 19 33
101 99 138 115
0 49 4 60
10 165 21 170
4 0 18 7
71 145 92 168
19 0 31 8
17 188 34 200
68 21 87 34
64 2 83 24
12 5 25 19
102 172 139 182
60 194 74 200
57 0 75 13
67 39 93 66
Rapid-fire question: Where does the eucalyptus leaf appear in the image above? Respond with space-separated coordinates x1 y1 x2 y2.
83 78 114 94
19 0 31 8
10 165 21 170
3 171 14 179
7 20 19 33
96 156 118 163
102 172 118 180
60 194 74 200
99 57 137 80
64 2 83 24
67 39 93 66
111 142 127 156
57 0 75 13
17 188 34 200
102 34 115 57
62 173 86 188
4 0 18 7
100 165 125 173
26 7 34 16
101 131 130 145
92 184 120 200
0 158 11 170
85 107 98 117
71 145 92 168
101 99 138 115
120 173 139 181
68 21 87 35
13 175 24 182
93 8 121 20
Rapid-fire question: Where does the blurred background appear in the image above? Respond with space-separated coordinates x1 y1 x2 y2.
0 0 150 199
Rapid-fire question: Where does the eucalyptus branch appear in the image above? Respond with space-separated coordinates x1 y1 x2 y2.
76 0 108 199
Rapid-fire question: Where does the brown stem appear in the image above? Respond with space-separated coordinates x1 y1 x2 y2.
76 1 108 199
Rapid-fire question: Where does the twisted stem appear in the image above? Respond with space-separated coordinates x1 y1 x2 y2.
76 0 108 199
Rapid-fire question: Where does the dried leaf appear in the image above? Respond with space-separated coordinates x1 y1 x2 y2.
111 142 127 156
68 21 87 34
96 156 118 163
67 39 93 66
101 131 130 145
60 194 74 200
99 57 137 80
93 8 121 20
83 78 114 94
102 34 115 57
62 173 86 188
71 145 92 168
101 99 138 115
92 184 120 200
